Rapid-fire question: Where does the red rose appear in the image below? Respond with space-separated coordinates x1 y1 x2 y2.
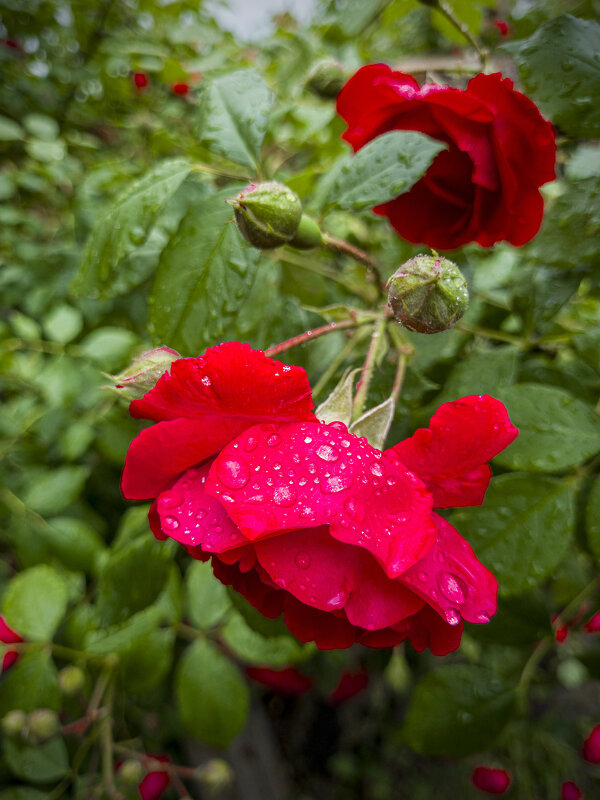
0 615 23 672
583 724 600 763
472 767 511 794
336 65 555 250
122 342 517 654
171 82 189 96
562 781 583 800
246 666 313 695
329 668 368 705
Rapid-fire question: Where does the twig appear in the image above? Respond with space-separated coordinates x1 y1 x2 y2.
435 0 488 69
312 327 370 399
352 315 387 420
264 318 371 358
322 233 386 294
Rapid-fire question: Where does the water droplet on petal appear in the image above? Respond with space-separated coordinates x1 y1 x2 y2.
163 516 179 531
326 591 347 609
273 485 297 507
244 435 258 452
438 571 467 606
216 457 249 489
321 474 353 494
370 462 384 477
316 443 340 462
195 509 207 521
267 433 281 447
295 551 311 569
445 608 461 626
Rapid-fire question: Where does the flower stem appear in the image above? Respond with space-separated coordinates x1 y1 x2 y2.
322 233 386 294
352 315 388 421
312 327 371 399
265 317 372 358
436 0 488 69
390 349 408 405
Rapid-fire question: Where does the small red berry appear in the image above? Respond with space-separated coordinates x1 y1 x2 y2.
472 767 511 794
494 20 510 37
171 82 189 96
133 72 149 90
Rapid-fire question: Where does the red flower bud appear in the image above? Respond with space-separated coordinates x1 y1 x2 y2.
472 767 511 794
562 781 583 800
584 611 600 633
133 72 149 90
494 20 510 37
171 82 189 96
583 724 600 763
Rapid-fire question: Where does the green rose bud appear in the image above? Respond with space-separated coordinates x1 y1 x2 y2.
104 346 180 402
289 214 323 250
1 709 27 738
306 59 347 98
119 759 144 785
228 182 302 249
197 758 234 792
27 709 60 743
58 665 86 696
387 254 469 334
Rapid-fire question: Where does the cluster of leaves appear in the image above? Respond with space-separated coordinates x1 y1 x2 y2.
1 0 600 798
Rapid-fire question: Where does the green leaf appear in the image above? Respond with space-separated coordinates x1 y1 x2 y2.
315 131 445 213
43 517 106 574
149 189 260 354
402 665 514 757
79 327 138 372
22 113 60 141
25 139 66 162
0 115 24 141
494 384 600 472
175 639 249 747
72 158 193 299
83 606 163 657
23 466 90 516
0 789 49 800
566 144 600 181
0 650 60 717
2 566 69 641
186 561 231 630
504 15 600 138
42 303 83 344
198 69 271 170
315 369 357 426
349 397 395 450
453 474 576 596
586 475 600 565
468 592 552 646
117 627 175 692
4 737 68 783
222 612 310 667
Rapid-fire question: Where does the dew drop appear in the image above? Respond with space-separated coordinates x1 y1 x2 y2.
326 592 347 609
370 462 384 477
163 516 179 531
321 474 353 494
295 551 311 569
438 571 467 606
316 443 340 462
216 457 249 489
267 433 281 447
445 608 461 626
344 496 364 521
273 485 297 507
244 435 259 452
195 509 207 521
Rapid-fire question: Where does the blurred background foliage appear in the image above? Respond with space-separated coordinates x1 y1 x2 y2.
1 0 600 798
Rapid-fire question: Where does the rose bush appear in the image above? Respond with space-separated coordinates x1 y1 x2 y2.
336 65 556 250
122 342 517 655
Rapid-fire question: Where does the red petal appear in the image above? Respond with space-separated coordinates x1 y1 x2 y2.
400 515 497 626
388 395 517 508
283 598 357 650
0 616 23 644
121 417 244 500
407 604 464 656
130 341 313 424
207 421 436 578
155 461 247 552
211 557 286 619
471 766 511 794
2 651 19 672
246 666 313 695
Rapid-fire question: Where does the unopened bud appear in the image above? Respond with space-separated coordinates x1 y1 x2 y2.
120 759 144 785
58 665 86 696
27 709 60 743
387 255 468 334
228 182 302 249
105 346 180 401
306 59 347 98
198 758 234 792
289 214 323 250
1 709 27 738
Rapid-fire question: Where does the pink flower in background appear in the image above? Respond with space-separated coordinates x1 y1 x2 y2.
471 766 511 794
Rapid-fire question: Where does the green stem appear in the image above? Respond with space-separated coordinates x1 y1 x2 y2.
436 0 487 69
264 318 371 358
100 680 121 799
176 622 205 641
322 233 386 295
390 349 408 406
457 321 526 347
312 327 371 399
352 315 387 421
192 162 251 182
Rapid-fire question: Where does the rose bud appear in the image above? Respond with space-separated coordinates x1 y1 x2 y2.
27 709 60 743
289 213 323 250
58 665 86 696
583 724 600 763
1 709 27 738
562 781 583 800
471 766 511 794
227 182 302 249
306 58 347 99
106 346 181 402
387 254 469 334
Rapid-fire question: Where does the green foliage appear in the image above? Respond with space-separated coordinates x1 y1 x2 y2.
3 738 69 783
2 567 69 642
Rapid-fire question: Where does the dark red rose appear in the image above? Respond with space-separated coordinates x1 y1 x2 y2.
122 343 517 654
562 781 583 800
329 668 368 704
133 72 149 90
246 666 313 695
171 82 190 96
336 65 555 250
583 724 600 763
0 615 23 673
472 767 511 794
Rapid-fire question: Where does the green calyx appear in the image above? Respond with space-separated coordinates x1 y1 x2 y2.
306 59 347 99
289 213 323 250
228 182 302 249
387 254 469 334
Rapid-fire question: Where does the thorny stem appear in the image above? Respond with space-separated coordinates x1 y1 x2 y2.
322 233 386 294
264 317 372 358
312 327 371 399
435 0 488 70
352 315 388 421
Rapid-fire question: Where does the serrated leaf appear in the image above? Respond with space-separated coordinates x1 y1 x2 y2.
494 384 600 472
453 474 575 596
315 131 445 213
349 396 395 450
0 650 60 717
3 737 68 784
149 189 260 354
198 69 271 170
2 566 69 641
402 665 514 757
186 560 231 630
175 639 249 747
315 369 357 425
504 15 600 138
72 158 193 299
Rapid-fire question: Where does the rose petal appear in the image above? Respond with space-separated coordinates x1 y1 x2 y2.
207 421 436 578
407 604 464 656
130 341 314 424
283 597 357 650
400 514 497 626
387 395 517 508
